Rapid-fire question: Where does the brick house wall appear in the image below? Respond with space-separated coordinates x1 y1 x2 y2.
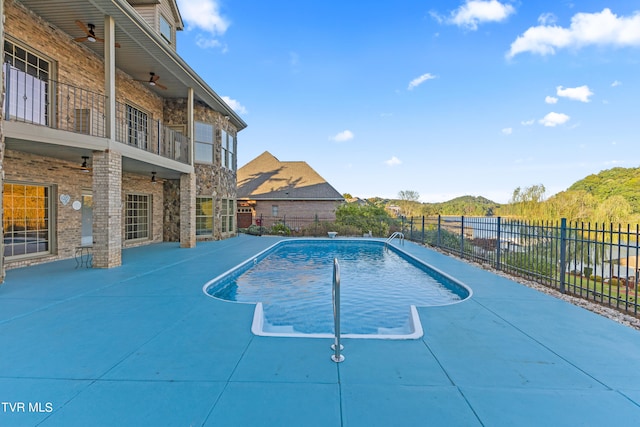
3 150 164 269
254 200 342 223
6 1 165 127
2 0 242 270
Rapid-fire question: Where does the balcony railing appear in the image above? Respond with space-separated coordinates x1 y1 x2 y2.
3 65 190 164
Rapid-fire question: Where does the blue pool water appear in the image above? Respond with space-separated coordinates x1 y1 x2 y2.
204 240 470 336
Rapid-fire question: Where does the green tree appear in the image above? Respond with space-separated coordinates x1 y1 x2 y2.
397 190 421 218
335 203 397 236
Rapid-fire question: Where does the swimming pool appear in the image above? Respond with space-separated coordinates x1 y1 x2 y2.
203 239 471 339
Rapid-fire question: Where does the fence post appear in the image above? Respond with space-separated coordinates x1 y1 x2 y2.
437 215 441 247
559 218 567 294
259 214 263 236
496 216 502 270
410 217 414 241
460 216 465 257
421 216 425 244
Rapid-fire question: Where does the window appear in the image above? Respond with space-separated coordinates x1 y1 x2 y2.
126 105 148 149
3 40 50 125
272 205 279 217
221 199 235 233
3 183 51 258
125 194 150 240
221 130 237 170
195 122 214 163
196 197 213 236
160 15 172 44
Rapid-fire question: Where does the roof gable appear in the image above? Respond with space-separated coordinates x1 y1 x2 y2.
237 151 344 200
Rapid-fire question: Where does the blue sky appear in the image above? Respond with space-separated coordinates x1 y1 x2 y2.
175 0 640 203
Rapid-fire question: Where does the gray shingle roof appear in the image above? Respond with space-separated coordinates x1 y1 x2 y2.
237 151 344 200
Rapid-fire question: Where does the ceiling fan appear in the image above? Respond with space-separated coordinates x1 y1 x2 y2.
136 72 167 90
74 20 120 48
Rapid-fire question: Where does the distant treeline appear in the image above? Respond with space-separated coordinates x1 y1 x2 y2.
355 166 640 225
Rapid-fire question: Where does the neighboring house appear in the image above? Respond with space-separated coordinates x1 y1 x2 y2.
1 0 246 279
236 151 344 228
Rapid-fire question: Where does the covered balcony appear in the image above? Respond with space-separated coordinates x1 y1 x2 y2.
3 65 189 165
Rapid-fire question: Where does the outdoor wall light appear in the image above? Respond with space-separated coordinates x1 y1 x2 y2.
80 156 90 173
151 171 157 184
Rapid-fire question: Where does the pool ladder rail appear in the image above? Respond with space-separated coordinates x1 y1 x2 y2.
384 232 405 251
331 257 344 363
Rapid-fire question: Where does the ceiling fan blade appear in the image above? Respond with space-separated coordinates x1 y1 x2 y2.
150 74 160 83
75 20 91 36
74 37 89 42
155 82 168 90
95 36 105 43
114 42 121 48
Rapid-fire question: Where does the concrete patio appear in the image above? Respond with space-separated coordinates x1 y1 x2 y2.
1 234 640 426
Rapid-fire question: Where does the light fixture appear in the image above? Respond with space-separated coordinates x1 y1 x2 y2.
87 23 97 42
80 156 90 173
151 171 157 184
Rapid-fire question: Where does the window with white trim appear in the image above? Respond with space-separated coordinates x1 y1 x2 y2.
221 130 237 170
126 105 148 149
3 183 51 258
221 199 235 233
125 194 150 241
159 15 173 44
195 122 215 164
196 197 214 236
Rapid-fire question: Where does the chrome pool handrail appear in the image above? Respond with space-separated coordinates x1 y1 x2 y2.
331 257 344 362
385 232 405 250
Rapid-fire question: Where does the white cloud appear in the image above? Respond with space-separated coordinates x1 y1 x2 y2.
556 85 593 102
447 0 515 30
545 96 558 104
521 119 535 126
177 0 230 49
330 130 354 142
196 36 227 51
539 112 570 127
538 13 557 26
508 8 640 58
611 80 622 87
502 127 513 135
385 156 402 166
221 96 247 114
408 73 437 90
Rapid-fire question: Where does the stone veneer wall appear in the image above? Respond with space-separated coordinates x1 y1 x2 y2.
163 179 181 242
163 99 239 241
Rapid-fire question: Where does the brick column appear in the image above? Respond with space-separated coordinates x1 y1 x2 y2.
180 172 196 248
92 150 122 267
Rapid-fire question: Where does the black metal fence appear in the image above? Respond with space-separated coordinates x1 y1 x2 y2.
402 216 640 316
245 214 390 237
